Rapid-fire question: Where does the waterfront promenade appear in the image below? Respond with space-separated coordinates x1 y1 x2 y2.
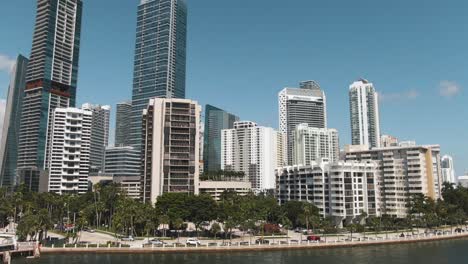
41 230 468 254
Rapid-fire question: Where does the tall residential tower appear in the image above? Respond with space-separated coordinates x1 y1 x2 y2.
221 121 286 192
349 79 381 148
279 80 327 165
17 0 83 191
141 98 200 205
130 0 187 149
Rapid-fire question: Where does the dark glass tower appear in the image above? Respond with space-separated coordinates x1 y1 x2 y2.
0 55 29 188
16 0 83 191
203 105 239 172
115 101 132 146
130 0 187 149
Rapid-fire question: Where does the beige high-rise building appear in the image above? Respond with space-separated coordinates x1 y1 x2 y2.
141 98 201 205
345 145 442 218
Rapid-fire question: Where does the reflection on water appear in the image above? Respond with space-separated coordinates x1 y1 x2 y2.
16 238 468 264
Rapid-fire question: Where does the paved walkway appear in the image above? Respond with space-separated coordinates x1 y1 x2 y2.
41 230 468 254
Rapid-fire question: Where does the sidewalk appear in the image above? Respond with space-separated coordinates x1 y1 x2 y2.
41 231 468 254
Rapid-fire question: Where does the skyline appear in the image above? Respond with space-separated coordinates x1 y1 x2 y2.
0 0 467 175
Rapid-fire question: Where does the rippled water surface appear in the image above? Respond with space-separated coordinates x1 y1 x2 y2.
16 238 468 264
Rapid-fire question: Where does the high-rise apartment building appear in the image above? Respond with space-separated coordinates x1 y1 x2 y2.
279 81 327 165
141 98 200 205
221 121 286 192
0 55 28 187
82 103 110 173
349 79 381 148
47 108 92 195
115 101 132 146
277 160 380 227
130 0 187 149
203 104 239 172
17 0 83 191
293 124 339 166
380 134 399 148
441 155 456 184
345 145 443 218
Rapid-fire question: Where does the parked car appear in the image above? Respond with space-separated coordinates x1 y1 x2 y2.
455 228 464 233
186 238 201 246
149 239 166 245
307 235 321 242
255 238 270 244
121 236 134 241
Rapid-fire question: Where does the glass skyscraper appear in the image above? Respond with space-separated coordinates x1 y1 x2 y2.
130 0 187 149
115 101 132 146
0 55 29 188
16 0 83 191
203 105 239 172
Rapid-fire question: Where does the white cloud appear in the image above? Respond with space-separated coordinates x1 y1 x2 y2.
0 54 15 73
0 99 6 141
380 89 420 102
439 80 461 98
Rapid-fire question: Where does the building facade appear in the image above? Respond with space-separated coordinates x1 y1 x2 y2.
104 146 141 178
47 108 91 194
277 160 380 227
82 103 110 173
293 123 339 166
345 145 443 218
198 180 252 201
349 79 381 148
130 0 187 149
141 98 200 205
380 134 399 148
203 104 239 172
221 121 285 192
0 55 28 187
17 0 83 191
279 81 327 165
115 101 132 147
441 155 456 185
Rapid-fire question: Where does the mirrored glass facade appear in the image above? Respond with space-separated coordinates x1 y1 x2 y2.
130 0 187 150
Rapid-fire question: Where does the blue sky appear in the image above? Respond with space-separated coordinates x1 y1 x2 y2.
0 0 466 175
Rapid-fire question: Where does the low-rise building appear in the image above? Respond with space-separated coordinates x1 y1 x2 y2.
198 180 251 201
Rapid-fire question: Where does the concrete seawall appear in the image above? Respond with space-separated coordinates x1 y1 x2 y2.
41 232 468 254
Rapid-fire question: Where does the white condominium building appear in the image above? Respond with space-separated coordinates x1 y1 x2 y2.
349 79 381 148
47 108 92 194
277 160 380 227
279 81 327 165
441 155 456 185
345 145 443 218
293 123 339 166
221 121 285 192
141 98 201 205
